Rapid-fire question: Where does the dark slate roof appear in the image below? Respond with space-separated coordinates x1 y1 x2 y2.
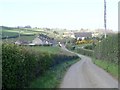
74 32 92 38
37 34 57 45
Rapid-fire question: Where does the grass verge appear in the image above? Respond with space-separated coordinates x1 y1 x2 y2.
27 46 61 54
92 58 118 79
29 58 80 88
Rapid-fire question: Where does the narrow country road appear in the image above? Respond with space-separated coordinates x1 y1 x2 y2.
60 48 118 88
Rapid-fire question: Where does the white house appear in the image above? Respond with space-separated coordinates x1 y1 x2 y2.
32 37 43 45
74 32 92 40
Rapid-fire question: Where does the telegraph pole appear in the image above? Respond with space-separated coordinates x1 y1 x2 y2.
104 0 107 38
18 29 21 40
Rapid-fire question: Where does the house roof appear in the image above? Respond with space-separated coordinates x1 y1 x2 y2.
38 34 56 44
32 37 44 45
74 32 92 38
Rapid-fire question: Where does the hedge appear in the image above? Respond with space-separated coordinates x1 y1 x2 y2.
2 43 78 88
76 48 94 57
94 34 118 64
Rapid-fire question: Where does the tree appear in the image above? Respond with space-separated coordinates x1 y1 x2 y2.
24 25 31 28
53 31 59 35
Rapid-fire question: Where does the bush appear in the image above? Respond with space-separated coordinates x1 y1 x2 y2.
76 48 94 57
2 43 78 88
94 34 118 64
84 43 96 50
84 45 93 50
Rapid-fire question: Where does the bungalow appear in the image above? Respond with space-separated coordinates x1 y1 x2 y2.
63 32 75 38
74 32 92 40
39 34 57 46
14 40 29 45
32 37 44 45
31 34 56 46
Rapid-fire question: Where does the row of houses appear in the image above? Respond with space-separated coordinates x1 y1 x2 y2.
63 32 93 40
62 29 113 40
15 34 57 46
14 32 100 46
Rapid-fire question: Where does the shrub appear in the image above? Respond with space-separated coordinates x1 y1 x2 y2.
94 34 118 64
84 45 93 50
84 43 96 50
76 48 94 57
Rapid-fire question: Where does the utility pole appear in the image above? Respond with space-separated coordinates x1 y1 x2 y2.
104 0 107 38
19 30 21 40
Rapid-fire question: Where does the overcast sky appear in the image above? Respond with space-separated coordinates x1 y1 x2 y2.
0 0 119 31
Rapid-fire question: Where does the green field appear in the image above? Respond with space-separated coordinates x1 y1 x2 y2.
1 27 45 37
27 46 61 54
17 35 36 41
2 29 36 36
2 35 36 42
2 30 19 37
1 27 41 42
26 46 77 56
1 26 63 43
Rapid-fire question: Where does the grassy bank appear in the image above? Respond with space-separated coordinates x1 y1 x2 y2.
28 46 60 54
2 35 36 43
30 58 80 88
93 34 118 78
93 58 118 79
28 46 76 56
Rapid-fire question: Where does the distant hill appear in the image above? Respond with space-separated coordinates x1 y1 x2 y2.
95 29 115 34
0 26 16 30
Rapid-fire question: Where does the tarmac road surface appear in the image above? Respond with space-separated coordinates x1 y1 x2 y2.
60 48 118 88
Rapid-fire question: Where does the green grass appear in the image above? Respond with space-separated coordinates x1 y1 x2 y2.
2 35 36 43
27 46 61 54
92 34 119 79
92 58 118 79
2 28 51 37
2 29 35 36
29 58 80 88
2 27 62 42
28 46 77 56
2 28 36 38
2 30 19 37
17 35 35 41
2 27 63 43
